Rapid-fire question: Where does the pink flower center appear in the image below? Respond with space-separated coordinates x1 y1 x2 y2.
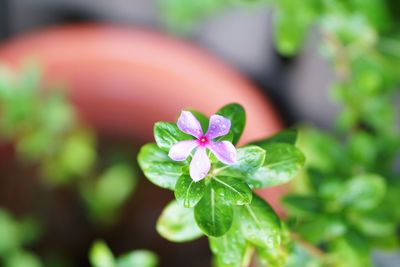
198 136 209 146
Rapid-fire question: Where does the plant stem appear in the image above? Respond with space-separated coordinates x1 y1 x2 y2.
241 245 255 267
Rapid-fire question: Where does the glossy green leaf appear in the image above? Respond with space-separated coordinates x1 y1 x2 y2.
216 103 245 144
209 216 248 267
211 176 252 205
175 175 206 208
116 250 158 267
214 145 265 178
194 186 233 237
238 195 281 249
90 240 116 267
138 143 185 190
247 143 305 188
251 129 298 146
339 174 386 211
154 122 191 151
157 200 203 242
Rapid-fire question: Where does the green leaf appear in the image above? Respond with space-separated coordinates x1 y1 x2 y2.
116 250 158 267
82 164 136 223
156 200 203 242
175 175 206 208
5 250 43 267
238 194 281 249
296 215 347 243
330 233 372 267
194 185 233 237
89 240 116 267
209 216 248 267
216 103 245 144
284 242 323 267
154 122 191 151
339 174 386 211
251 129 298 146
214 145 266 178
282 195 321 217
347 210 396 238
211 176 252 205
0 210 20 254
247 143 305 188
138 143 185 190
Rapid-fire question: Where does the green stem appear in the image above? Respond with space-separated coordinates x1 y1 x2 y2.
241 245 255 267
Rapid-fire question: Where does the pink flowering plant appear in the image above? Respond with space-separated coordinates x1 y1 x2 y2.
138 103 305 266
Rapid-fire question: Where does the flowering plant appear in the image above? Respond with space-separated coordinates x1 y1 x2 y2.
138 103 305 266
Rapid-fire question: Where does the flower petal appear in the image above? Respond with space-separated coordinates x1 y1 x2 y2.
207 141 237 165
177 111 203 138
168 140 198 161
205 114 231 139
190 147 210 181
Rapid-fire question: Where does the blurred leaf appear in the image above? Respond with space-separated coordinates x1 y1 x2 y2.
297 215 347 243
116 250 158 267
5 250 43 267
194 185 233 237
284 242 323 267
0 210 20 255
60 130 96 177
90 240 116 267
282 195 321 217
83 164 136 223
251 129 298 146
339 174 386 211
248 143 305 188
18 218 41 245
157 200 203 242
347 210 396 238
330 233 372 267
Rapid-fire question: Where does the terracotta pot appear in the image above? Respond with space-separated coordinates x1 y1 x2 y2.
0 24 286 213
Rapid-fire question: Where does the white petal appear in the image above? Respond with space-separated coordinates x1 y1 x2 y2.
207 141 237 165
177 111 203 139
205 114 231 139
190 147 210 181
168 140 198 161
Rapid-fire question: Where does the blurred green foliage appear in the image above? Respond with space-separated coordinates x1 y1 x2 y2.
0 64 140 265
0 209 42 267
161 0 400 266
89 240 158 267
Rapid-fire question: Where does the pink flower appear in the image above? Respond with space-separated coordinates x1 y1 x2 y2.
168 111 237 182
